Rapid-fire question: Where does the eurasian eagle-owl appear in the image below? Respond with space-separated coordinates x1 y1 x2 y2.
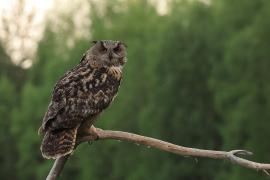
38 40 127 159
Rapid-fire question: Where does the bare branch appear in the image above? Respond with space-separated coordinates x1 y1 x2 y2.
46 127 270 179
46 155 70 180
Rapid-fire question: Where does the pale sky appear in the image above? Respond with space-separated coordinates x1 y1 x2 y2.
0 0 211 68
0 0 54 68
0 0 53 13
0 0 169 68
0 0 54 24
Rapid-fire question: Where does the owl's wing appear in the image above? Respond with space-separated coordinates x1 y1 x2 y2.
38 100 65 134
39 64 93 134
38 68 75 134
38 87 67 135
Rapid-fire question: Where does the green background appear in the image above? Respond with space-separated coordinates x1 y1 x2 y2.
1 0 270 179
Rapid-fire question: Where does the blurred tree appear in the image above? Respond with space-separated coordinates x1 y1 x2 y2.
0 44 22 179
136 2 223 180
211 1 270 180
0 0 41 67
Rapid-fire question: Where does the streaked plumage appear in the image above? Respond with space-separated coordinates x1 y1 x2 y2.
39 40 127 159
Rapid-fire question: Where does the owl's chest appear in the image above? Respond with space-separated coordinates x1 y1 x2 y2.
78 67 122 99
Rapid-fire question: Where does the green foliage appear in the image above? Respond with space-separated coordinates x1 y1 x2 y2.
1 0 270 179
211 1 270 179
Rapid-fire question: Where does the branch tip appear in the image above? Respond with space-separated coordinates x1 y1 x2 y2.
230 150 253 156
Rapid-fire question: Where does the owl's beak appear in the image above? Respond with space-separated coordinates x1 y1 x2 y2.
109 51 113 60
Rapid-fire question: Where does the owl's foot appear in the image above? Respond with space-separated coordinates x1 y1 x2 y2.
86 126 99 145
77 125 99 144
89 125 99 141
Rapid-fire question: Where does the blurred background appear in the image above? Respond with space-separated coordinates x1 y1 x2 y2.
0 0 270 179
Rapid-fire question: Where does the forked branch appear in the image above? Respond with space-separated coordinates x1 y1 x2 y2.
46 127 270 180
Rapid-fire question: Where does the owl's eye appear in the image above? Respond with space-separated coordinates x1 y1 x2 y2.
113 46 120 52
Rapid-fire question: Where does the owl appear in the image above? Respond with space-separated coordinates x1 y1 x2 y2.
38 40 127 159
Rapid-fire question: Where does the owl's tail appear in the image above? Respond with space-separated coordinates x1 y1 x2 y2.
40 127 78 159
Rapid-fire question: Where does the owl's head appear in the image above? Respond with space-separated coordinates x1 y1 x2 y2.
85 40 127 68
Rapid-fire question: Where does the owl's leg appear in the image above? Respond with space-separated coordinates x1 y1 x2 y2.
77 116 99 141
86 126 99 145
89 125 99 140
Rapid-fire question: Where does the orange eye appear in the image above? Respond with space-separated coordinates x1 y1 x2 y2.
113 46 120 52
